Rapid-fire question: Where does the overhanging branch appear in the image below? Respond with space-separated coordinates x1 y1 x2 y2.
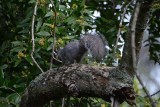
31 0 44 73
120 0 154 77
131 1 155 107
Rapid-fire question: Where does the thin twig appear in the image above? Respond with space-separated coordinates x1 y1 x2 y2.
145 89 160 97
136 74 156 106
53 56 62 63
0 86 21 97
151 90 160 97
49 0 58 69
31 0 44 73
49 100 54 107
111 97 120 107
61 98 65 107
48 3 65 105
131 1 155 107
114 1 133 54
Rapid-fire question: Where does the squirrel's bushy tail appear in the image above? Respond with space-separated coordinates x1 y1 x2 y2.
80 33 109 62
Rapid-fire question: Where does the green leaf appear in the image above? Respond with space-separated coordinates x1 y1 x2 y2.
7 93 20 105
1 64 8 70
0 65 6 84
37 31 50 36
48 37 53 42
0 69 4 79
55 27 60 34
10 47 26 53
18 29 29 34
82 21 91 27
36 18 43 32
106 27 116 33
11 41 26 46
25 55 33 65
14 60 22 67
19 18 30 24
59 5 67 10
0 67 4 85
83 9 92 15
47 45 52 51
44 23 54 28
29 0 36 3
66 17 76 25
45 11 54 17
0 103 12 107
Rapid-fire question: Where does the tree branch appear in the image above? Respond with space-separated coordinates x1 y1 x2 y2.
49 0 58 69
114 0 133 54
31 0 44 73
120 0 154 77
20 64 135 107
131 1 140 71
150 90 160 97
131 1 156 107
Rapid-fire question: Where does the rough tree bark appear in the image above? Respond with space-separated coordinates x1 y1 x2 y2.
20 0 154 107
20 65 135 107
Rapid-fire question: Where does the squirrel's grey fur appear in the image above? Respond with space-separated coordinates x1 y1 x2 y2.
54 32 109 64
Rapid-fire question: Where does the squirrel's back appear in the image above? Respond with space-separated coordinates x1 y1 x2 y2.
80 33 108 62
57 40 87 64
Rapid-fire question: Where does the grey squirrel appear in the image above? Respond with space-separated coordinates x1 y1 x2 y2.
53 32 109 64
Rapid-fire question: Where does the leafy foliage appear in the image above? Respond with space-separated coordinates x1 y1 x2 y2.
0 0 160 107
148 2 160 64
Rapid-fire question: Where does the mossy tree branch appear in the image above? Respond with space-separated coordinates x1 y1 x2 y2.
20 64 135 107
